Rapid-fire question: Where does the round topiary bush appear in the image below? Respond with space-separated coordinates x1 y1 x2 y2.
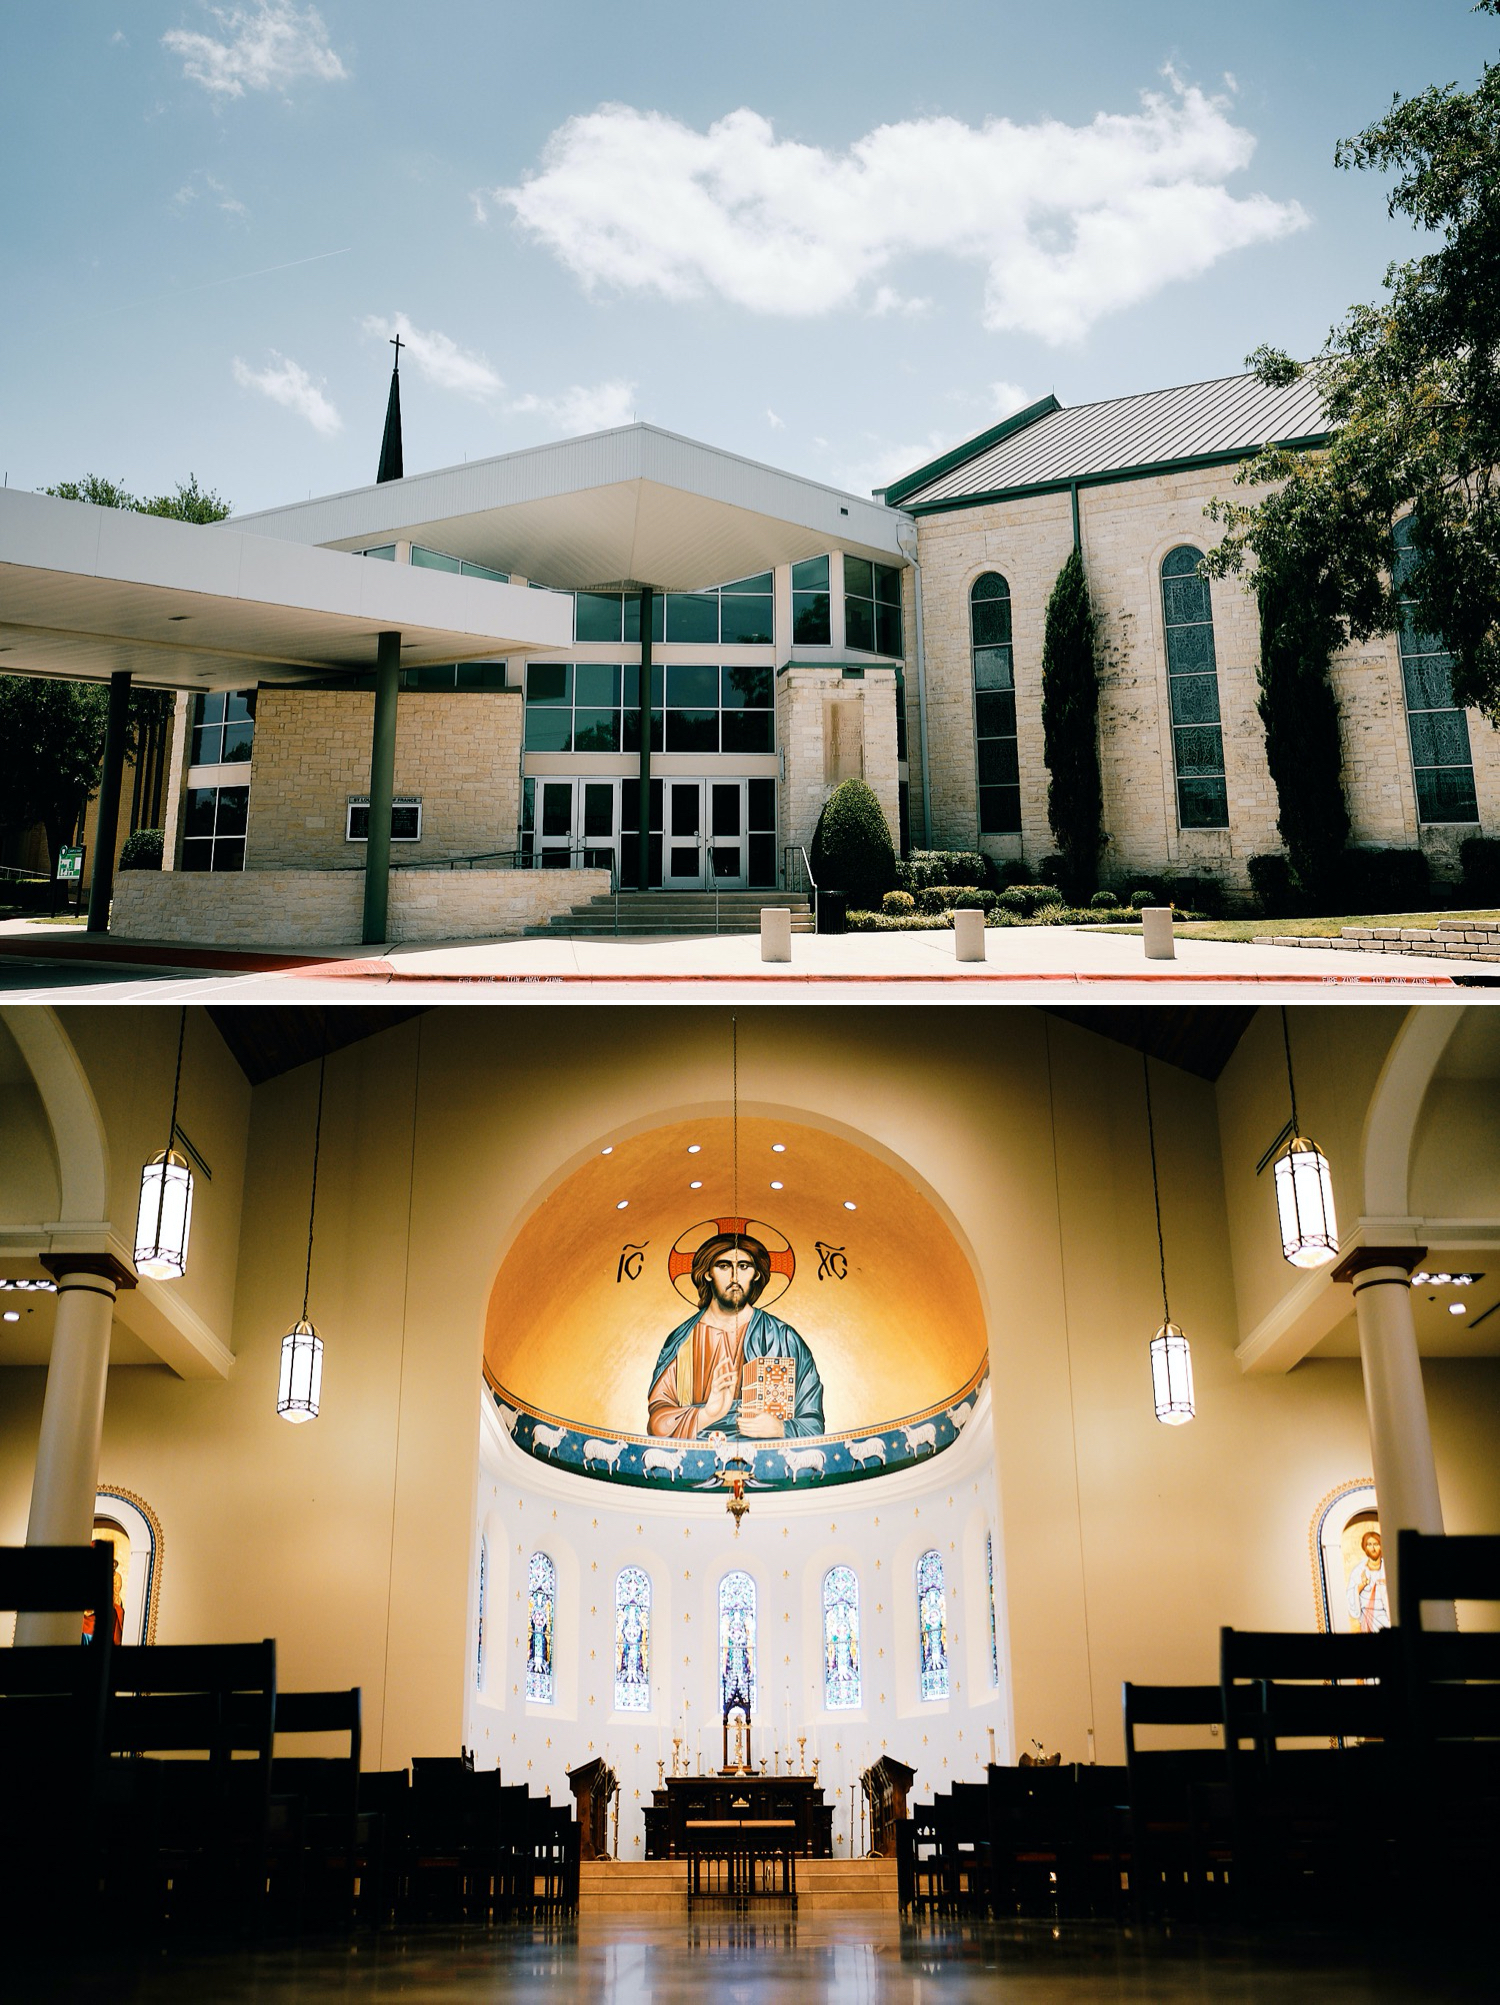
1128 889 1154 910
995 887 1029 915
119 828 164 871
882 888 915 916
950 888 996 912
1088 889 1117 910
1030 884 1065 911
810 779 897 911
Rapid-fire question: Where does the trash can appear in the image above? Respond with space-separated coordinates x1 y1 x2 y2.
817 889 848 935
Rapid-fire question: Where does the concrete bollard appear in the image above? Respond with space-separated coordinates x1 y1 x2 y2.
953 908 986 963
1142 906 1175 960
761 907 792 962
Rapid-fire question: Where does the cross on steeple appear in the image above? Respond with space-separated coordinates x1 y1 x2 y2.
377 332 405 484
389 332 404 373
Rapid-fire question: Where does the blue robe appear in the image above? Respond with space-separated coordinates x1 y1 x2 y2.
647 1304 825 1438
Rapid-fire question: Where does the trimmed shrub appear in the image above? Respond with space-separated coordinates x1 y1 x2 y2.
994 887 1030 916
1128 889 1154 911
950 888 996 912
1041 547 1104 896
1248 852 1301 917
1038 853 1066 886
1460 835 1500 905
1340 846 1431 914
810 779 897 910
882 888 915 916
900 848 989 891
844 909 952 932
993 858 1034 891
1088 889 1118 911
1160 874 1226 919
119 827 164 871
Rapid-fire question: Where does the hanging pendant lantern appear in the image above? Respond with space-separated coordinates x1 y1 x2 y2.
135 1011 193 1280
1143 1056 1195 1426
278 1053 328 1423
1275 1011 1338 1268
277 1317 324 1422
1149 1321 1196 1425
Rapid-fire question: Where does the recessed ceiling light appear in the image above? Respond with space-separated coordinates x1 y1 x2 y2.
771 1143 786 1154
601 1146 613 1155
2 1310 17 1323
843 1200 857 1211
1449 1302 1467 1316
687 1144 701 1155
689 1180 703 1190
770 1180 783 1191
616 1199 629 1210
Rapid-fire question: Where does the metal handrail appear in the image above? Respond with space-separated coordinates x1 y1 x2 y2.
783 845 819 934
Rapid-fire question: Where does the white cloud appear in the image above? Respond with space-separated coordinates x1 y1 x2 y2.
164 2 346 99
869 286 931 319
765 408 785 430
498 79 1306 345
989 380 1029 418
363 312 503 401
508 380 637 435
172 169 248 216
232 352 341 434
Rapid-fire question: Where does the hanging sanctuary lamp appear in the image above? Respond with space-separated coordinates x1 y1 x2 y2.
278 1052 327 1422
134 1008 194 1280
1273 1009 1339 1269
1143 1056 1195 1425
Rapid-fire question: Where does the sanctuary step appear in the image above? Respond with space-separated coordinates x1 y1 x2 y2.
579 1856 898 1915
523 889 816 939
1252 917 1500 961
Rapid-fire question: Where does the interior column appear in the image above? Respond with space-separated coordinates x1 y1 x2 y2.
17 1253 136 1647
361 629 402 945
1332 1244 1453 1627
86 668 132 932
636 586 654 892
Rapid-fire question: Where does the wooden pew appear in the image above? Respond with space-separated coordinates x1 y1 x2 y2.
1122 1682 1231 1921
268 1687 362 1931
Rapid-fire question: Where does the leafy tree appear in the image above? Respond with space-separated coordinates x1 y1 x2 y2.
1040 547 1104 895
1254 528 1351 898
1206 0 1500 717
810 777 897 908
0 474 232 869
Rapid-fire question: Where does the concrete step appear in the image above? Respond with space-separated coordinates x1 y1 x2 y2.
578 1855 897 1914
524 890 815 939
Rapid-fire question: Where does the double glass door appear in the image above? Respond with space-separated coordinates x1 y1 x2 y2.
528 776 776 888
665 781 749 889
529 779 618 870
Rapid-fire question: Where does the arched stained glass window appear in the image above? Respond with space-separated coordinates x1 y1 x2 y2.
1160 547 1228 829
917 1549 949 1701
719 1571 757 1717
615 1566 651 1712
823 1565 861 1710
986 1531 999 1690
971 573 1021 833
1393 517 1478 824
526 1551 556 1704
476 1536 488 1693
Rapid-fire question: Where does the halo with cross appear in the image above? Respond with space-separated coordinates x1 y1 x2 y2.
669 1216 795 1309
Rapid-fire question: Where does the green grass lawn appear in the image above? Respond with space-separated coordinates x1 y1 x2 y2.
1100 908 1500 943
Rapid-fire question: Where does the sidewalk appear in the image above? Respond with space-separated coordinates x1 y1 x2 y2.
0 915 1489 992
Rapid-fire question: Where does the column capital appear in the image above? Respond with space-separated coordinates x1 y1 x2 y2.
1330 1245 1427 1286
40 1251 137 1291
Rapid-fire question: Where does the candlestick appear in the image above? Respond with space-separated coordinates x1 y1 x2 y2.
987 1725 996 1764
797 1733 806 1776
656 1757 665 1788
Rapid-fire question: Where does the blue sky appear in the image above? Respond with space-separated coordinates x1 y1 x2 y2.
4 1 1495 518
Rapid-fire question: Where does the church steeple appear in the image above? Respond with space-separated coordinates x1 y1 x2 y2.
376 333 404 484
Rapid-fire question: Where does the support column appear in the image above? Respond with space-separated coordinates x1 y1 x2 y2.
636 587 655 892
17 1254 136 1647
86 668 132 932
362 630 401 946
1332 1245 1453 1626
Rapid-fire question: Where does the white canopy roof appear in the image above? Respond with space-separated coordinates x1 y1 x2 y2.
0 487 573 692
234 423 912 591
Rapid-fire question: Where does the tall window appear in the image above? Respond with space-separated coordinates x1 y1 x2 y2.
986 1531 999 1690
845 558 903 655
614 1566 651 1712
181 786 248 872
719 1571 757 1716
476 1537 488 1693
792 556 831 645
917 1550 949 1701
1160 547 1228 828
822 1565 861 1710
1393 518 1478 824
971 573 1020 833
526 1551 556 1704
189 689 255 767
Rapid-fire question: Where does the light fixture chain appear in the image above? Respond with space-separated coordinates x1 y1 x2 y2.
303 1051 326 1322
1143 1055 1170 1326
155 1007 188 1251
732 1015 738 1227
1281 1006 1299 1135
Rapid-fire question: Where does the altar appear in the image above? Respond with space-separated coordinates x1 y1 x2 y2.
643 1775 835 1861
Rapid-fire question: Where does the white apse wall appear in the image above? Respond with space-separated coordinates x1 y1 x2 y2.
463 1384 1007 1857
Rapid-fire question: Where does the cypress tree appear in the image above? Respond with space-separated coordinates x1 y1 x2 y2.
1040 547 1104 896
1255 551 1349 901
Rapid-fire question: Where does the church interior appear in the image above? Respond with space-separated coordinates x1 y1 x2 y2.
2 998 1497 2001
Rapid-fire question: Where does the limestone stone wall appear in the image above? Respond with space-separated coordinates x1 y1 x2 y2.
110 865 607 947
245 689 523 870
912 469 1495 890
777 665 901 863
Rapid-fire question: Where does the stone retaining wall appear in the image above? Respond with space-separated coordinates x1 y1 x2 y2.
1254 921 1500 962
110 867 608 947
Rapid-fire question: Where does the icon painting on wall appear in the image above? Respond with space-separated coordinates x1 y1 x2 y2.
483 1117 988 1493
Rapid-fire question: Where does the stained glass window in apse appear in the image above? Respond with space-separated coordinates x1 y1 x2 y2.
476 1536 488 1692
527 1551 556 1703
615 1566 651 1712
823 1565 861 1710
986 1531 999 1689
917 1549 949 1701
719 1570 757 1716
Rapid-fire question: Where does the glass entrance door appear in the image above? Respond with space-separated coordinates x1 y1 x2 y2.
708 781 747 889
536 780 574 866
665 781 706 888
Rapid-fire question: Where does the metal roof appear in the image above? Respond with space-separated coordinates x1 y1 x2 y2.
885 370 1329 510
233 423 912 592
0 488 572 692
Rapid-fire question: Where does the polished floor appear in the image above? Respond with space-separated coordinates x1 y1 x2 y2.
19 1915 1490 2005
